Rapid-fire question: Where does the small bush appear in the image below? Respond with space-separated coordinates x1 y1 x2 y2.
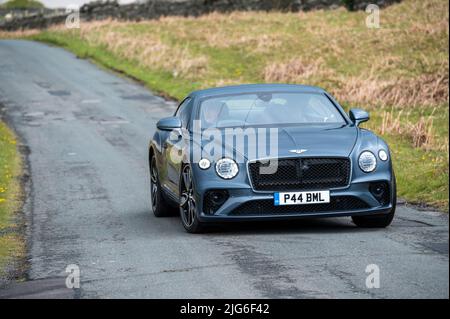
341 0 355 11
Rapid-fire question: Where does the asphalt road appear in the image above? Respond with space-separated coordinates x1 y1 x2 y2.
0 40 448 299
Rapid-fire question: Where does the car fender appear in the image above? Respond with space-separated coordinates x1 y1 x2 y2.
350 128 392 183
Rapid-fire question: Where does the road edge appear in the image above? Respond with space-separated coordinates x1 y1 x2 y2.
0 102 32 289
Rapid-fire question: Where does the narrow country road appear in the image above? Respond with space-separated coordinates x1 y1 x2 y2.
0 40 448 298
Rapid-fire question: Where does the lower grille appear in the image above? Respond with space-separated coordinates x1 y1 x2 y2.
248 157 351 191
203 190 229 214
229 196 370 216
369 182 391 206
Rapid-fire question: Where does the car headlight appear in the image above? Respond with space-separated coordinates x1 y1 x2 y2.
378 149 388 161
198 158 211 170
215 158 239 179
359 151 377 173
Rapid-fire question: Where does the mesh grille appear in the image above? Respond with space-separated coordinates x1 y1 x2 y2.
248 157 351 191
229 196 370 216
380 185 391 206
370 182 391 206
203 190 229 215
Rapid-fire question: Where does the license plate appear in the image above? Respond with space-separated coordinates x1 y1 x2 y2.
274 190 330 206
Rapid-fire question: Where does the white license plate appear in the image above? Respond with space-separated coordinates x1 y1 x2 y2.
274 190 330 206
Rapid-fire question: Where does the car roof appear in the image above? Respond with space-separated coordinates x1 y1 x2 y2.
189 84 326 99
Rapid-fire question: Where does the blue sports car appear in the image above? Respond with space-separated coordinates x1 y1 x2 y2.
149 84 396 233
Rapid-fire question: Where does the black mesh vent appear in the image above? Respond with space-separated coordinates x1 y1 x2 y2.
203 190 229 215
380 186 391 206
229 196 369 216
369 182 391 206
248 157 351 191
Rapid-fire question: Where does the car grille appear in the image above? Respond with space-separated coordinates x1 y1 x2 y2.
248 157 351 191
229 196 369 216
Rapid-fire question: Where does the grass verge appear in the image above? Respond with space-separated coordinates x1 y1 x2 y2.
0 0 448 210
0 120 26 283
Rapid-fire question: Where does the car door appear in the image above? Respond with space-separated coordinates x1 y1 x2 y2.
163 97 192 195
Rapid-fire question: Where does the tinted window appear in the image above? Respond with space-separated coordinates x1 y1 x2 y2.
175 98 192 128
199 92 345 128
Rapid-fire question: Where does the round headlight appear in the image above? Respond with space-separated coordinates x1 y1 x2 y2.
198 158 211 170
215 158 239 179
359 151 377 173
378 149 388 161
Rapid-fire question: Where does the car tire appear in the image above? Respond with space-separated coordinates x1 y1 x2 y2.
179 164 205 233
352 172 397 228
150 155 173 217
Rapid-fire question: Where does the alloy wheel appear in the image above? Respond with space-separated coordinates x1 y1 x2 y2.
150 156 158 210
180 165 196 227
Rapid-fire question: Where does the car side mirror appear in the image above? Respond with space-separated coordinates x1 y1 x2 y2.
349 108 370 126
156 117 182 131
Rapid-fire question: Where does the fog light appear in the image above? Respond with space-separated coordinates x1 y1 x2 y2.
369 182 390 206
203 190 229 214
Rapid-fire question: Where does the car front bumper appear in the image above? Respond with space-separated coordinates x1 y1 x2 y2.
195 178 395 223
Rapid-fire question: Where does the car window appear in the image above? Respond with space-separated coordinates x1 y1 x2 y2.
175 98 192 128
198 92 345 128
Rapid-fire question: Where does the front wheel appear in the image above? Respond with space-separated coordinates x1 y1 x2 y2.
179 165 204 233
150 155 173 217
352 172 397 228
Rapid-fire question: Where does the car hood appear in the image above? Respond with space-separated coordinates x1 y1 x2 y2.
198 124 358 161
273 125 358 158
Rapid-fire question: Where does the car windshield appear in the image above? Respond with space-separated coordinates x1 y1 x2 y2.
198 92 346 128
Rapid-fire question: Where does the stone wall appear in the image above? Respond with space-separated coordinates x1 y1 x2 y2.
0 0 400 31
0 8 60 23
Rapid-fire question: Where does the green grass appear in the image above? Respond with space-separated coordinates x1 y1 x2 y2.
363 109 449 208
1 0 44 9
1 0 448 210
0 120 25 278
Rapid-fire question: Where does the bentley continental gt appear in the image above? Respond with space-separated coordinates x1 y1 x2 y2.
149 84 396 233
